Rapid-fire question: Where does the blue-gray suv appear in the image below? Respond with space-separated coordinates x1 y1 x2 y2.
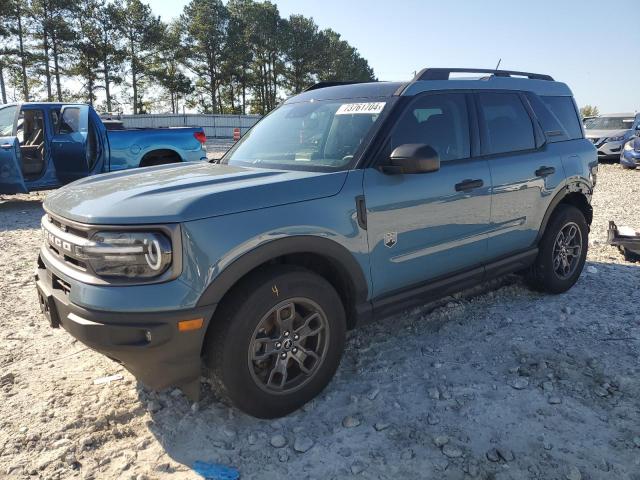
35 68 598 418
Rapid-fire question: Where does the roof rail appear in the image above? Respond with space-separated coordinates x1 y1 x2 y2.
303 81 367 92
414 68 554 82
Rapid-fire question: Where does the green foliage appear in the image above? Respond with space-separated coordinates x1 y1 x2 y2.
0 0 376 114
180 0 229 114
580 105 599 118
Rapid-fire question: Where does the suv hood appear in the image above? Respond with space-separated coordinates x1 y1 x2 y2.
585 128 629 139
44 162 348 225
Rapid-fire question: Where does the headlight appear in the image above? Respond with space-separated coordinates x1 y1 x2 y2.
77 231 172 279
624 142 634 151
605 135 626 142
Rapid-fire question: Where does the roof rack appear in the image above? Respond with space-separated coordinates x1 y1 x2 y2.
414 68 554 82
303 81 367 92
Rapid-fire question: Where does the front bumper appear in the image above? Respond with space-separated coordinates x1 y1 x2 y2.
595 140 625 159
35 260 216 396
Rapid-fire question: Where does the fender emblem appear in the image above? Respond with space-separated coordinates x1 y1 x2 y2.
384 232 397 248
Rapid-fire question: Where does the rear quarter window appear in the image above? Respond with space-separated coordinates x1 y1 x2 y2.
540 96 583 140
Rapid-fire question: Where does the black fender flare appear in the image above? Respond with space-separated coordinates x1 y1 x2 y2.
195 235 369 309
535 181 592 244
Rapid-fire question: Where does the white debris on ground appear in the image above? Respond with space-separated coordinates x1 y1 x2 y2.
1 163 639 480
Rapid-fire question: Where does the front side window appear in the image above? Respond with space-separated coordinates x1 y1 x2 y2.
0 106 17 137
478 93 535 155
224 99 391 171
388 93 470 161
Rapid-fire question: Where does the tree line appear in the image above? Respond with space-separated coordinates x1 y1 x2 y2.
0 0 376 115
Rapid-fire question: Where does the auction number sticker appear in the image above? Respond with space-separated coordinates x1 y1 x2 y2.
336 102 386 115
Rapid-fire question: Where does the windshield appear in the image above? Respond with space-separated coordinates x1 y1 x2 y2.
224 99 390 170
0 106 18 137
586 116 634 130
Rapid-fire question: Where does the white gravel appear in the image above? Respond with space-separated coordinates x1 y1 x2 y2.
1 163 639 479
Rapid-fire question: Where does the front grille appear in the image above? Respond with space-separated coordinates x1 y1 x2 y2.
42 214 94 273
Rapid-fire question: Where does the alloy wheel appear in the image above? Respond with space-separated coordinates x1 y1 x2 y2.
248 297 329 394
552 222 582 279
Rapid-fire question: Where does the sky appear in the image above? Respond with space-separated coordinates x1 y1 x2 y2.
147 0 640 114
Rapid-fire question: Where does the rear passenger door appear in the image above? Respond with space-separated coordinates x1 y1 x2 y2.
364 92 492 298
476 91 565 260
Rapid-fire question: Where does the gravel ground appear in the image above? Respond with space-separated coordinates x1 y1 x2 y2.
1 163 639 480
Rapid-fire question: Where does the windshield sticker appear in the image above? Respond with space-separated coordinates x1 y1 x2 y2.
336 102 386 115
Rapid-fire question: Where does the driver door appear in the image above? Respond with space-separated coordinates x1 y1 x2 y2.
0 105 27 194
51 105 91 184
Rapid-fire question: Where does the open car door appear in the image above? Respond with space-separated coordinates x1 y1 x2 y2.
0 105 27 194
51 105 91 184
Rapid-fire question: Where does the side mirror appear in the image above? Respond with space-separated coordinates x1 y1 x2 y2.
635 124 640 134
382 144 440 174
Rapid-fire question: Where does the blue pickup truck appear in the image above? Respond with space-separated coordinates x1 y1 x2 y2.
0 103 208 194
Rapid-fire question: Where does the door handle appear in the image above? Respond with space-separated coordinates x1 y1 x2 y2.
455 179 484 192
1 143 12 150
535 166 555 177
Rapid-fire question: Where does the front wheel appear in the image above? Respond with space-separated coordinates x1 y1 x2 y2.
205 266 346 418
526 204 588 293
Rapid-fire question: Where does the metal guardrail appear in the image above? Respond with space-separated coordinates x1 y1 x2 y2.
118 114 261 139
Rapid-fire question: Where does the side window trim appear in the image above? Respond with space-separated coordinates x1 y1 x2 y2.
518 92 546 149
372 90 475 168
474 90 540 158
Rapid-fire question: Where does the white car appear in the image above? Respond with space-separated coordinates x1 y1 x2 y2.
584 113 640 160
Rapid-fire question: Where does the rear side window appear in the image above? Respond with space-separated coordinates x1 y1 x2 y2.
541 96 583 140
477 93 535 155
525 93 569 143
389 93 470 161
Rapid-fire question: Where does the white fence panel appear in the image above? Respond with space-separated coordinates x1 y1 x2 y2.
118 114 261 138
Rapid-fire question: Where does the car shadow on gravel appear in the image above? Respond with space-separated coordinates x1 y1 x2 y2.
138 259 639 478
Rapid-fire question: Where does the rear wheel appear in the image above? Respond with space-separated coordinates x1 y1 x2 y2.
526 204 588 293
205 266 346 418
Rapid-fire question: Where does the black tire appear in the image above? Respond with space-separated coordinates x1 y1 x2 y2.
526 204 588 294
621 164 636 170
205 266 346 418
622 247 640 263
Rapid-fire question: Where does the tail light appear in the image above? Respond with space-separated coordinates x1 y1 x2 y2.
194 131 207 145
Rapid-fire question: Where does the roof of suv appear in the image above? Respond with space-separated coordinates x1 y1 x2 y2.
286 68 573 104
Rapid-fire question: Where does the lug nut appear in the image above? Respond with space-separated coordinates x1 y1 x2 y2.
281 352 287 359
275 342 282 349
293 334 299 340
292 347 298 353
284 331 290 337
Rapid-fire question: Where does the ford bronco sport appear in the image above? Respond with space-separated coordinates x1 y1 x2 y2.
36 68 597 418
